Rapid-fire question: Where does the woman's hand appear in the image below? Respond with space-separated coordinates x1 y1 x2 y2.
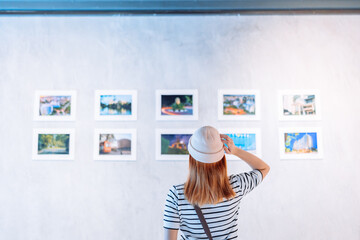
220 134 239 155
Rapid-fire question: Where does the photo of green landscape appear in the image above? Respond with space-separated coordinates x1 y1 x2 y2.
38 134 70 154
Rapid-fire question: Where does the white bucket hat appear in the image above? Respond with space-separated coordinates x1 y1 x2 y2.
188 126 225 163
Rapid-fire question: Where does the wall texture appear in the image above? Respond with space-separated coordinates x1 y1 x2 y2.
0 15 359 240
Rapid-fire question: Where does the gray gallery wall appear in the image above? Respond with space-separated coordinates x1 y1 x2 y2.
0 15 360 240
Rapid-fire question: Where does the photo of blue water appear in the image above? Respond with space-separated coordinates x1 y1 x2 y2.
100 95 132 115
226 133 256 151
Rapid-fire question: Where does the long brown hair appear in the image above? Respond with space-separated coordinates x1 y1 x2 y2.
184 155 236 206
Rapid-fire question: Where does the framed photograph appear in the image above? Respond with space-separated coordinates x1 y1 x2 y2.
94 129 136 161
219 128 262 160
32 128 75 160
156 129 195 161
34 90 76 121
95 90 137 121
218 89 260 120
278 90 321 120
279 127 323 159
156 89 198 121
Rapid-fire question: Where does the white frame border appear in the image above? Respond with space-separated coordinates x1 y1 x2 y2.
156 128 195 161
218 89 261 121
278 89 321 121
156 89 198 121
95 90 137 121
279 127 323 159
32 128 75 160
94 128 137 161
219 128 262 160
34 90 77 121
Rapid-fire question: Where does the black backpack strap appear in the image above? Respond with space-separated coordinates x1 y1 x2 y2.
193 205 213 240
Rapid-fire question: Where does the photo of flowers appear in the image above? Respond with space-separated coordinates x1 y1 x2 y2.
156 90 198 120
32 128 75 160
156 129 195 160
94 129 136 161
34 90 76 121
218 90 260 120
220 128 261 160
278 90 321 120
95 90 137 121
279 127 323 159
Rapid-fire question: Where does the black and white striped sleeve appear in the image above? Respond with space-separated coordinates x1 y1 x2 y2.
232 169 263 196
163 185 180 230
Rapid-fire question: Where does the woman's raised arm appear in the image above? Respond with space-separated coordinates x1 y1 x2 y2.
221 134 270 179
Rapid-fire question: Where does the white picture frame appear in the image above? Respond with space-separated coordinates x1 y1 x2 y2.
156 89 198 121
155 128 195 161
218 89 261 121
94 128 137 161
219 128 262 160
94 90 137 121
34 90 77 121
278 89 321 121
32 128 75 160
279 127 323 159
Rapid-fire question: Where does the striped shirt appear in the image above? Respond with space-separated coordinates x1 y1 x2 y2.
163 169 263 240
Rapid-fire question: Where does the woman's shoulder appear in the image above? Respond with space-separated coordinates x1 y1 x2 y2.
166 183 186 203
228 174 243 189
168 183 185 195
228 174 237 184
174 183 185 189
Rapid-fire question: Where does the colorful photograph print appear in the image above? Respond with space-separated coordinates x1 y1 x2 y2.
156 129 195 160
156 90 198 120
220 128 261 160
34 90 76 121
223 95 255 115
218 90 260 120
161 95 193 116
278 90 321 120
32 128 75 160
100 95 132 116
285 132 318 153
38 134 70 155
161 134 191 155
95 90 137 121
94 129 136 161
40 96 71 116
279 128 323 159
